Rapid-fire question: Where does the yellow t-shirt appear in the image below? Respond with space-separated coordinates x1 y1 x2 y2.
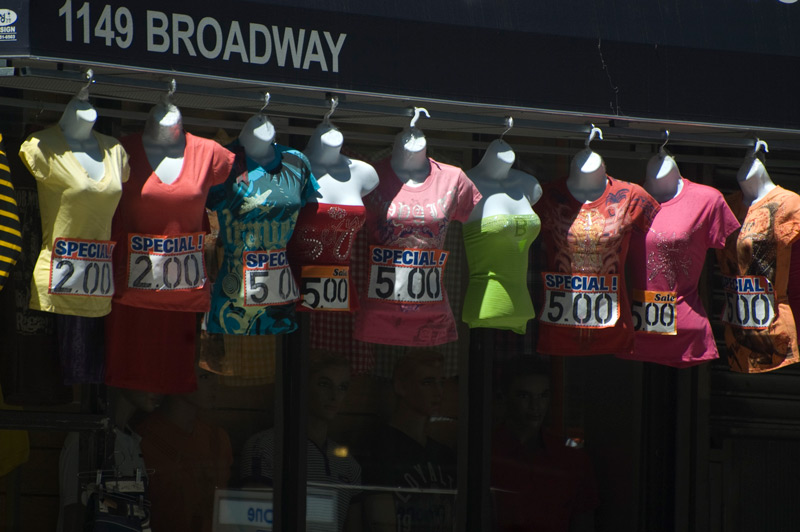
19 126 129 317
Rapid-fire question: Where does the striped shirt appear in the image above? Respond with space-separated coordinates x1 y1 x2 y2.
0 134 22 290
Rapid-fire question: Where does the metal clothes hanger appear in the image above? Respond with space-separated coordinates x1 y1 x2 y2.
585 123 603 148
499 116 514 141
409 106 430 129
76 68 94 102
322 94 339 124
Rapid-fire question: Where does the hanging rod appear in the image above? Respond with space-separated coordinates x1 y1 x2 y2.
14 66 800 152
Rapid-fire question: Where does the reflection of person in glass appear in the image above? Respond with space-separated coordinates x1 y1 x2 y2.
492 357 598 532
136 366 233 532
361 351 456 532
239 351 362 532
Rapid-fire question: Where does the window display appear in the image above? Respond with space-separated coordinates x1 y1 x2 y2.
2 74 799 532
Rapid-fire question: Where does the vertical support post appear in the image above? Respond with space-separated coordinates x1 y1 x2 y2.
274 315 309 532
458 328 493 531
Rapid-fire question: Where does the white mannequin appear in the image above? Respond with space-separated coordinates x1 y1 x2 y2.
466 139 542 222
567 147 607 203
737 151 776 206
304 121 379 204
644 153 683 203
58 97 104 181
141 100 186 184
390 127 431 186
239 113 277 168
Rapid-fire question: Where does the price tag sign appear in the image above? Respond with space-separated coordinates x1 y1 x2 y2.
127 233 207 291
367 246 448 304
49 238 115 297
632 290 677 335
242 249 300 306
721 275 776 330
539 272 619 329
300 265 350 311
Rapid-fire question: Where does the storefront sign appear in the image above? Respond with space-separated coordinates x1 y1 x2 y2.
2 0 800 129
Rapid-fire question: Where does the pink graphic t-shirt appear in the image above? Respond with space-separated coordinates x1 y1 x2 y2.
353 157 481 346
623 179 740 367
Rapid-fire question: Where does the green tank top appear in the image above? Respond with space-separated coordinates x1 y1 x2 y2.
462 213 541 334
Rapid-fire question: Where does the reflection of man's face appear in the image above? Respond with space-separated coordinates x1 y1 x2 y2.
186 368 219 410
308 365 350 422
398 363 445 418
506 374 550 434
124 389 163 413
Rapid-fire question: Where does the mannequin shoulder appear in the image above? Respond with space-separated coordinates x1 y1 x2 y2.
348 158 380 193
508 169 543 205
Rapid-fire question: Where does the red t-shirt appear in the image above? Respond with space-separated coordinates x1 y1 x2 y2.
491 427 599 532
536 176 659 356
112 133 234 312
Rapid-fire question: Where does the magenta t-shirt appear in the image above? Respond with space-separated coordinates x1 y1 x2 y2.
623 178 739 367
353 157 481 346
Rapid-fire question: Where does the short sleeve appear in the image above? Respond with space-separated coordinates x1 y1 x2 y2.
119 145 131 184
18 135 48 181
210 142 236 186
775 190 800 246
295 152 320 207
629 185 660 233
705 191 740 249
453 170 482 223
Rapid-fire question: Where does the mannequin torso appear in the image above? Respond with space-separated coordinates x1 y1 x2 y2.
304 122 379 204
467 139 542 221
141 102 186 184
644 154 683 203
390 127 431 186
737 156 776 206
58 98 104 181
566 148 607 203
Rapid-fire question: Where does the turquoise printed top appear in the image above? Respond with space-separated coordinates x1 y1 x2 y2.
206 141 319 335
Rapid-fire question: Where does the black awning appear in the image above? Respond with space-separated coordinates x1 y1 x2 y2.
2 0 800 130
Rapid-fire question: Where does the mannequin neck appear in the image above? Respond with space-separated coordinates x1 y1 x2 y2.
472 139 514 181
307 415 329 450
158 395 198 434
567 148 607 202
391 127 430 185
644 154 682 203
142 102 185 147
737 157 776 205
304 122 344 167
239 113 277 167
58 98 97 142
390 401 429 447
